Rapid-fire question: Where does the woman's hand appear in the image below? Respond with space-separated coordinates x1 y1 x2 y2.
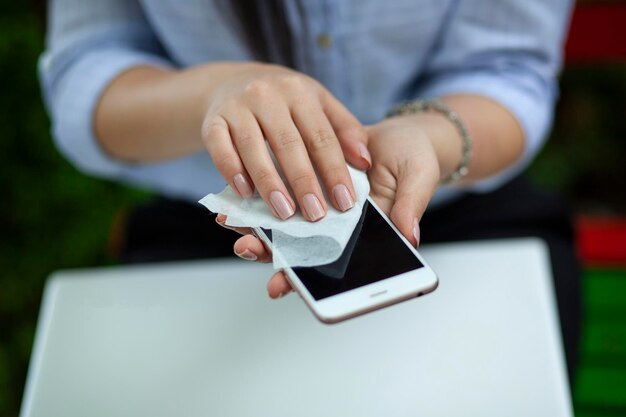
363 115 445 246
201 63 371 221
97 72 522 297
96 62 371 222
219 112 463 298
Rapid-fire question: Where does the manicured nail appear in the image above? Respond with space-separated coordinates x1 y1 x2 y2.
359 143 372 168
270 191 295 220
233 173 253 198
236 249 257 261
302 193 325 221
413 218 420 247
333 184 354 212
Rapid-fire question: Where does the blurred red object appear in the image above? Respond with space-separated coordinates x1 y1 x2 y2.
576 216 626 265
565 3 626 63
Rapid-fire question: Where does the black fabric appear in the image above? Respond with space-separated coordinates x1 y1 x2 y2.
121 198 238 263
120 174 581 386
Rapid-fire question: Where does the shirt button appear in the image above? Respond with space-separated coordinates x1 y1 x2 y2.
317 33 333 49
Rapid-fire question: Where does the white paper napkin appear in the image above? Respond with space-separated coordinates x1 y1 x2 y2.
199 166 370 269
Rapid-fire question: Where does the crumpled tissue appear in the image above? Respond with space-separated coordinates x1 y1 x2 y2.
199 166 370 270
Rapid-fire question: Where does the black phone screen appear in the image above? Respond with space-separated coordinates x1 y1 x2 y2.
265 201 424 300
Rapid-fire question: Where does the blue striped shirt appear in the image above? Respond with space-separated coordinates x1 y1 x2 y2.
40 0 572 205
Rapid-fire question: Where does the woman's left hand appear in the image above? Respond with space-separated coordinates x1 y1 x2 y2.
362 115 443 247
219 114 454 298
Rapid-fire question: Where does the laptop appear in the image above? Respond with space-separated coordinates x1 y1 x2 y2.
20 238 572 417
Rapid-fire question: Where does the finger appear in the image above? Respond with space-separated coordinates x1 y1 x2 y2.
215 214 252 236
389 158 439 247
233 234 272 263
202 115 255 198
225 109 296 220
255 105 328 222
368 166 397 215
291 103 356 212
267 271 293 299
320 90 371 170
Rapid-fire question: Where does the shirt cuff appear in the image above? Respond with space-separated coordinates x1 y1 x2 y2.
43 48 173 178
418 70 557 192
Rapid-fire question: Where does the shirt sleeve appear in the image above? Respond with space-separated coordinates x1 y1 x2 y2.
39 0 174 178
416 0 573 192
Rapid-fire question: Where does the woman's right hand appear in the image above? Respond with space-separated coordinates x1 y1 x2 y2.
200 63 371 221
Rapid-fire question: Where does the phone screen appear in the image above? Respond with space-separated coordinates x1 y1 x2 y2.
264 201 424 300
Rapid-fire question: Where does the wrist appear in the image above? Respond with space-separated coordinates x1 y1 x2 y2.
387 97 476 184
384 113 463 182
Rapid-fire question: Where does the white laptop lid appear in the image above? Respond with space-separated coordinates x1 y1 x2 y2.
21 238 572 417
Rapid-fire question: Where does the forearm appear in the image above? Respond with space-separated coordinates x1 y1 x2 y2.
94 61 259 162
404 95 525 183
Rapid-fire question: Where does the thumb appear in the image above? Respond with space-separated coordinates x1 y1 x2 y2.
321 90 371 170
389 160 439 247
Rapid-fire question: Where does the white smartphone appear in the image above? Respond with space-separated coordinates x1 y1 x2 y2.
253 197 439 324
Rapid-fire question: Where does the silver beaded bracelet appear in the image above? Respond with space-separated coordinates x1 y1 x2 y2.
387 99 473 185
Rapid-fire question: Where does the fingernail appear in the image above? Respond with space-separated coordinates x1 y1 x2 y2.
359 143 372 168
233 173 253 198
333 184 354 212
302 193 325 221
276 291 286 299
270 191 295 220
413 218 421 247
236 249 257 261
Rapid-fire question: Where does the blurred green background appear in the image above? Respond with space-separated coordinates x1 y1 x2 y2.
0 3 151 415
1 2 625 417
